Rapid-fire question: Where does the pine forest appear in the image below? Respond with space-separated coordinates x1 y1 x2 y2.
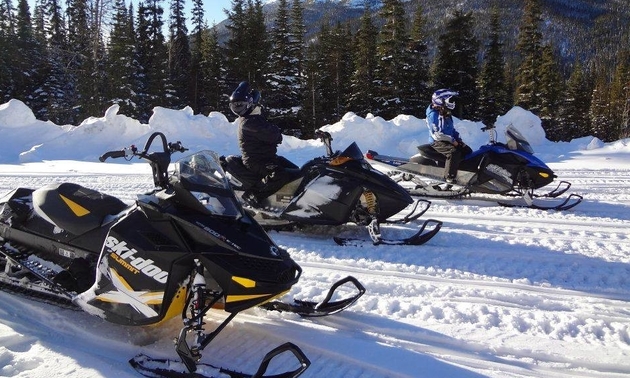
0 0 628 142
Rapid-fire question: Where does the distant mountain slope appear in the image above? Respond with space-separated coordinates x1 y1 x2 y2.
216 0 628 67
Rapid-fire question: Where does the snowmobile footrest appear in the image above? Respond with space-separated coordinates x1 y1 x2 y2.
259 276 365 317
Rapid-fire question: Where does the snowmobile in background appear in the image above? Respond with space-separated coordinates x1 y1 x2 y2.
365 124 582 211
222 130 443 246
0 132 366 378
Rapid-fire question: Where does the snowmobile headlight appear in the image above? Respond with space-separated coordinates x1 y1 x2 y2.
539 172 550 178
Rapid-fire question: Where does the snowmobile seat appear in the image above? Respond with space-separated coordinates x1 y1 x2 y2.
413 144 446 166
32 182 129 235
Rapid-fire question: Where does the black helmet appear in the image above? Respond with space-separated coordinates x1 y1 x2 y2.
229 81 260 116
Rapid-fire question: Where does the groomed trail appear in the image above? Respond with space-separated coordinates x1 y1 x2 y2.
1 166 630 378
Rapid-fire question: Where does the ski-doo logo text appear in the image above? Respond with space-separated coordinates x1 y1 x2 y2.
105 236 168 284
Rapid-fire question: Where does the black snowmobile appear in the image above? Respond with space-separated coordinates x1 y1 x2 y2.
0 132 366 378
365 124 583 211
221 130 442 246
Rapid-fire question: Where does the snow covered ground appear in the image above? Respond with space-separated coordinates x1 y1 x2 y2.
1 99 630 377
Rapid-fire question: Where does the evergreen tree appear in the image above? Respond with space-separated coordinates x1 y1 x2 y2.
40 0 73 123
107 0 138 116
515 0 543 113
198 24 226 114
348 4 378 117
0 0 17 102
431 10 479 119
167 0 190 108
374 0 411 119
318 22 352 127
406 1 430 118
289 0 306 131
224 0 248 84
477 5 510 126
245 0 269 86
189 0 204 112
609 50 630 139
14 0 46 109
135 0 169 122
265 0 297 131
558 62 591 141
538 44 564 141
224 0 268 87
66 0 94 121
589 70 615 141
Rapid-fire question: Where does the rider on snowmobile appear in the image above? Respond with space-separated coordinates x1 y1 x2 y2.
426 89 471 184
229 81 298 207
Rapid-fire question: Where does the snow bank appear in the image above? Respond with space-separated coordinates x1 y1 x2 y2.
0 99 628 169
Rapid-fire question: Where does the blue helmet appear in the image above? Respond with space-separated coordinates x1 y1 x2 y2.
431 89 459 110
229 81 261 116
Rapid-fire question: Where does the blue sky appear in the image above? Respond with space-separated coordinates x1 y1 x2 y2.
205 0 232 25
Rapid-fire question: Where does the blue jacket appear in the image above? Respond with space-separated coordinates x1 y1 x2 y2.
426 105 460 144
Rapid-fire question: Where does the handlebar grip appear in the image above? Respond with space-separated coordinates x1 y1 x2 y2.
99 150 126 162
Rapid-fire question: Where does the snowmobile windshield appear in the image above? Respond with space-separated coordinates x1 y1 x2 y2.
338 142 364 160
505 125 534 154
173 151 241 217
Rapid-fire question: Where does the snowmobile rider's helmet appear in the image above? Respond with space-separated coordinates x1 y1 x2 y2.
431 89 459 110
229 81 261 117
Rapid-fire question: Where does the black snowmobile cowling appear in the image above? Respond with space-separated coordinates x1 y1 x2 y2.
222 130 443 246
0 132 365 377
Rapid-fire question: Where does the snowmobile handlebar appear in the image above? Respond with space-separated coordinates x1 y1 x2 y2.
315 130 334 157
99 132 188 189
99 132 189 163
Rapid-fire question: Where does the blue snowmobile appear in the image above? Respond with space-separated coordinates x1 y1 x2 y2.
365 124 582 211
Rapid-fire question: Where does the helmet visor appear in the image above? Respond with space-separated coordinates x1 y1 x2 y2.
444 96 456 110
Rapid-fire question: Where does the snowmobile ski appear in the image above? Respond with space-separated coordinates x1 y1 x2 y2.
497 193 583 211
260 276 366 317
130 342 310 378
333 218 443 246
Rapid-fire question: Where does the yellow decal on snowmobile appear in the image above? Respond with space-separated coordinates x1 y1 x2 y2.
539 172 550 178
330 156 352 166
59 194 90 217
232 276 256 288
225 294 271 303
154 285 187 325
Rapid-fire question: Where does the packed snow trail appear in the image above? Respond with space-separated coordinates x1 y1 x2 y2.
1 165 630 377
